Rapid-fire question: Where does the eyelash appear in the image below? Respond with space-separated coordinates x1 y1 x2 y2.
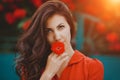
45 24 65 34
45 29 52 34
58 25 65 30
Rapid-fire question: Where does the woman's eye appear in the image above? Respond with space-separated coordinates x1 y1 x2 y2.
47 30 52 33
58 25 65 30
45 29 52 34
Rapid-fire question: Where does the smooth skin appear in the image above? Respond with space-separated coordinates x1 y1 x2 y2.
40 14 74 80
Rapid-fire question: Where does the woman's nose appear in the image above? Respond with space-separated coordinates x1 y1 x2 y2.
54 31 61 41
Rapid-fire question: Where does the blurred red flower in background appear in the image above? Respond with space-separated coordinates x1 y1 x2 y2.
96 22 106 34
106 32 119 43
114 43 120 51
13 9 27 19
22 19 31 31
31 0 42 8
62 0 75 11
5 12 16 24
109 43 120 51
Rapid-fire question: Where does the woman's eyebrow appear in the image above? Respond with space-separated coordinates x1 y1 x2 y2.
45 27 52 31
45 23 64 29
56 23 64 27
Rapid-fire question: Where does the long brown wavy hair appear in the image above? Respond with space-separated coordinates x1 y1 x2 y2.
16 0 75 80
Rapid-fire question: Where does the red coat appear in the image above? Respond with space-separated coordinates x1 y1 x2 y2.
53 50 104 80
21 50 104 80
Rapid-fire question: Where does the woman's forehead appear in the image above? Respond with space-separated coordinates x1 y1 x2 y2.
46 14 67 28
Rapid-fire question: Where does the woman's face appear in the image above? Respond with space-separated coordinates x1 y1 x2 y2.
45 14 71 45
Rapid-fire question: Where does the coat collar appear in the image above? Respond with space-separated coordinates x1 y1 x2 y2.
68 50 85 66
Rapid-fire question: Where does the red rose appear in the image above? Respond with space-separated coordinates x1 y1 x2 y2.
51 42 65 55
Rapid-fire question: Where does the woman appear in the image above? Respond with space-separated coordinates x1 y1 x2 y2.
16 0 104 80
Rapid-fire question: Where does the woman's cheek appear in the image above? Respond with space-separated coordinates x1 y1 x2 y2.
47 35 53 44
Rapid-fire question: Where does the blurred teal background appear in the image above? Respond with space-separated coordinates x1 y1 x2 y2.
0 53 19 80
0 53 120 80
